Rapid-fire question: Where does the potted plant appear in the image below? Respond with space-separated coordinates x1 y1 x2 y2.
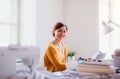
67 51 76 61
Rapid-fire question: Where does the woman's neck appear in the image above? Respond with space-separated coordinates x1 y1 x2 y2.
54 39 62 48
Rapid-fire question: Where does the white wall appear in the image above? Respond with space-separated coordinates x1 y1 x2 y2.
20 0 36 46
99 0 110 57
64 0 99 58
36 0 64 66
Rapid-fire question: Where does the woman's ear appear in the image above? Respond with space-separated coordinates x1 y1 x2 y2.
52 30 55 36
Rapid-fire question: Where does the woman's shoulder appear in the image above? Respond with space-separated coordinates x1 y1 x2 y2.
47 41 56 49
45 41 56 54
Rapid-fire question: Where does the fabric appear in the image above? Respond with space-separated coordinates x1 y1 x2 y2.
44 41 67 72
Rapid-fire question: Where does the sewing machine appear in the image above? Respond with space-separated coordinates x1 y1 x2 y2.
0 45 40 79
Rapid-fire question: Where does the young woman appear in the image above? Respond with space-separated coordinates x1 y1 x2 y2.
44 22 68 72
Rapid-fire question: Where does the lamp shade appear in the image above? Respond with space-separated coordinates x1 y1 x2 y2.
102 21 114 35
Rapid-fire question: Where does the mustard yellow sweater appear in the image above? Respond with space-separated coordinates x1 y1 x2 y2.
44 41 67 72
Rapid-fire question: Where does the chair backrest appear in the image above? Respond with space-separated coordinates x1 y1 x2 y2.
114 56 120 68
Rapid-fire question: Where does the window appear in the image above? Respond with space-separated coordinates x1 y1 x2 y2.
0 0 18 46
110 0 120 54
99 0 120 59
0 0 36 46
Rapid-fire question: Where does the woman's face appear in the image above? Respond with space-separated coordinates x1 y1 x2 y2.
54 26 67 41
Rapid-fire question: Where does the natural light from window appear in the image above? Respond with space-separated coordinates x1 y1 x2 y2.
99 0 120 59
0 0 36 46
0 0 17 46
